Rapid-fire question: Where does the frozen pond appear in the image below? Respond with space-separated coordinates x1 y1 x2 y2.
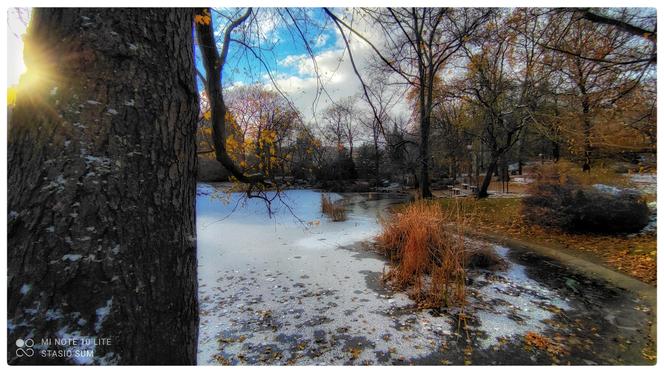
196 184 654 365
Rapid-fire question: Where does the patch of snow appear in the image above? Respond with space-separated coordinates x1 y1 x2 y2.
106 108 118 115
24 303 40 316
62 254 83 262
630 173 657 195
95 298 113 333
593 184 625 196
83 155 111 165
20 284 32 295
86 100 101 105
42 175 66 192
472 245 571 350
45 309 64 321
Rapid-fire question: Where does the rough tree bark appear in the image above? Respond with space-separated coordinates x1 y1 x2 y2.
7 8 199 365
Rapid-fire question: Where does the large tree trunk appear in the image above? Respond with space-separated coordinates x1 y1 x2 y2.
7 8 199 365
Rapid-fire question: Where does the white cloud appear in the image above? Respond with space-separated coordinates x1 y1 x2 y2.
268 16 412 129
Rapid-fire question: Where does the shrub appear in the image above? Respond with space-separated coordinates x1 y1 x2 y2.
523 166 650 233
375 201 465 307
316 154 358 181
321 194 347 222
465 244 506 271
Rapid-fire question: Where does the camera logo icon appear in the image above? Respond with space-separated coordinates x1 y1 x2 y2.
15 338 34 357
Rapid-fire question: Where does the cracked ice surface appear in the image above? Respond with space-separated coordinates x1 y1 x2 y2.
195 185 576 365
196 187 450 364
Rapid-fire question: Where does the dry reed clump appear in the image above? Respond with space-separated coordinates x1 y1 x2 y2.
321 194 347 222
375 201 466 308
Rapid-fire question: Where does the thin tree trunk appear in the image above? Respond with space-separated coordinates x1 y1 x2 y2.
373 128 380 187
581 96 592 172
7 8 199 364
552 139 561 162
477 158 499 198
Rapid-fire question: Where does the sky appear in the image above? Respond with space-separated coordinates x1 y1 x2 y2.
6 7 411 128
6 8 29 87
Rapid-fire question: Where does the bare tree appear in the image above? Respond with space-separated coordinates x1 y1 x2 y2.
321 97 357 158
324 7 490 198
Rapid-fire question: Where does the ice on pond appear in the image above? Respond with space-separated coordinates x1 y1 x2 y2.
471 245 571 350
196 185 578 364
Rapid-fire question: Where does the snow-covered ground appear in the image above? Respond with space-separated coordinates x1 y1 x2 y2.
195 186 583 365
196 188 448 364
630 172 657 195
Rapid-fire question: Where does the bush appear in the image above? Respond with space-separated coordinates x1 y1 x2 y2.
375 201 465 307
523 168 650 233
321 194 347 222
465 244 506 271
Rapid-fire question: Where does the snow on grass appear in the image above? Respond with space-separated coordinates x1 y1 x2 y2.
45 309 64 321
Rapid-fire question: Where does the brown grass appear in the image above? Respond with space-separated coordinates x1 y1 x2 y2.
376 200 467 308
321 194 347 222
533 160 633 188
435 195 656 286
